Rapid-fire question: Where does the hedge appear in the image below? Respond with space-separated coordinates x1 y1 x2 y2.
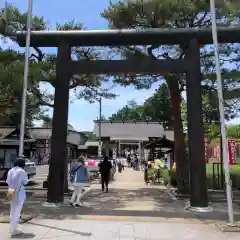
148 163 240 189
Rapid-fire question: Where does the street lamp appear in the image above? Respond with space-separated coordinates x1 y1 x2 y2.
19 0 33 157
209 0 234 225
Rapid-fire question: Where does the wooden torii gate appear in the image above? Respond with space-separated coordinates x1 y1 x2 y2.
13 26 240 209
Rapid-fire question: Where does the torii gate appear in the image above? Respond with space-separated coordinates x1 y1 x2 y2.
13 26 240 209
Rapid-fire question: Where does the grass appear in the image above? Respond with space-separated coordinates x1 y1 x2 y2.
205 162 240 189
147 161 240 189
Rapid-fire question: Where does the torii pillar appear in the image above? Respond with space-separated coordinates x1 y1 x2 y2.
47 42 72 203
186 39 209 209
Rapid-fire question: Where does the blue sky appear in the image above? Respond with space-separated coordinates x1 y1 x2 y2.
3 0 159 131
2 0 240 131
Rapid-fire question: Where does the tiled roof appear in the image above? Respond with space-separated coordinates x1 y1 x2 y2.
0 127 85 141
93 121 165 141
0 127 34 140
28 128 52 139
0 127 15 138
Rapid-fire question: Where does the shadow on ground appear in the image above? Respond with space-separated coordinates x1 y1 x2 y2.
0 188 239 223
0 181 38 187
10 233 35 239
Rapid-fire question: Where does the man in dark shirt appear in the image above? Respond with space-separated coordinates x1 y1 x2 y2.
98 156 112 192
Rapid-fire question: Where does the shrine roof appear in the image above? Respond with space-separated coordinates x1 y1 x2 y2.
11 26 240 47
93 121 165 141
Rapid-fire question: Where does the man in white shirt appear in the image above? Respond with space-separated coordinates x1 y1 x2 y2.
6 158 28 237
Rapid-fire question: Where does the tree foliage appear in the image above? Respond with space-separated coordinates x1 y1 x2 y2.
110 83 172 127
227 124 240 139
81 131 98 141
0 3 116 125
102 0 240 117
110 100 145 121
0 48 44 126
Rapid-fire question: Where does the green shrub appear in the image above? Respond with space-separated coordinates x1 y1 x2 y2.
147 167 171 185
147 168 156 181
159 168 170 185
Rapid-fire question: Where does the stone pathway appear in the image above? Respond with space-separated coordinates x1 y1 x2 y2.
110 166 149 188
0 219 239 239
1 167 240 223
82 167 175 213
1 167 240 239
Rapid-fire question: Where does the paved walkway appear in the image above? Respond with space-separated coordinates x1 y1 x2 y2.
111 166 148 188
82 167 173 213
1 167 240 239
0 219 239 239
1 168 240 222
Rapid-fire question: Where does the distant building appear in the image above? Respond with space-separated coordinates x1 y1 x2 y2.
92 120 174 158
0 126 87 166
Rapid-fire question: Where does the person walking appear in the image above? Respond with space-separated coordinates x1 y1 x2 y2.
133 154 138 171
6 158 29 237
127 155 131 167
99 156 112 192
121 157 124 172
37 154 42 165
117 157 122 173
69 156 88 208
144 161 149 185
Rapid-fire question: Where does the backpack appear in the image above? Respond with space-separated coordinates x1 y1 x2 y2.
69 165 83 183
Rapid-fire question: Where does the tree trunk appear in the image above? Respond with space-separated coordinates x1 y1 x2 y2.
167 78 189 193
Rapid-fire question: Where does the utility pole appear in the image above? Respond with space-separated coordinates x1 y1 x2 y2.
98 96 102 158
19 0 33 157
210 0 234 225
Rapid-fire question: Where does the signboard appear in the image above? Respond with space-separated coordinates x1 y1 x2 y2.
228 139 237 165
204 137 209 163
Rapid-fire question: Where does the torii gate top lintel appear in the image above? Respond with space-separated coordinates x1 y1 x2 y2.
13 26 240 47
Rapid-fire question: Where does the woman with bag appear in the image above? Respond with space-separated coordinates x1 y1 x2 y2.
6 158 28 237
69 156 88 208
